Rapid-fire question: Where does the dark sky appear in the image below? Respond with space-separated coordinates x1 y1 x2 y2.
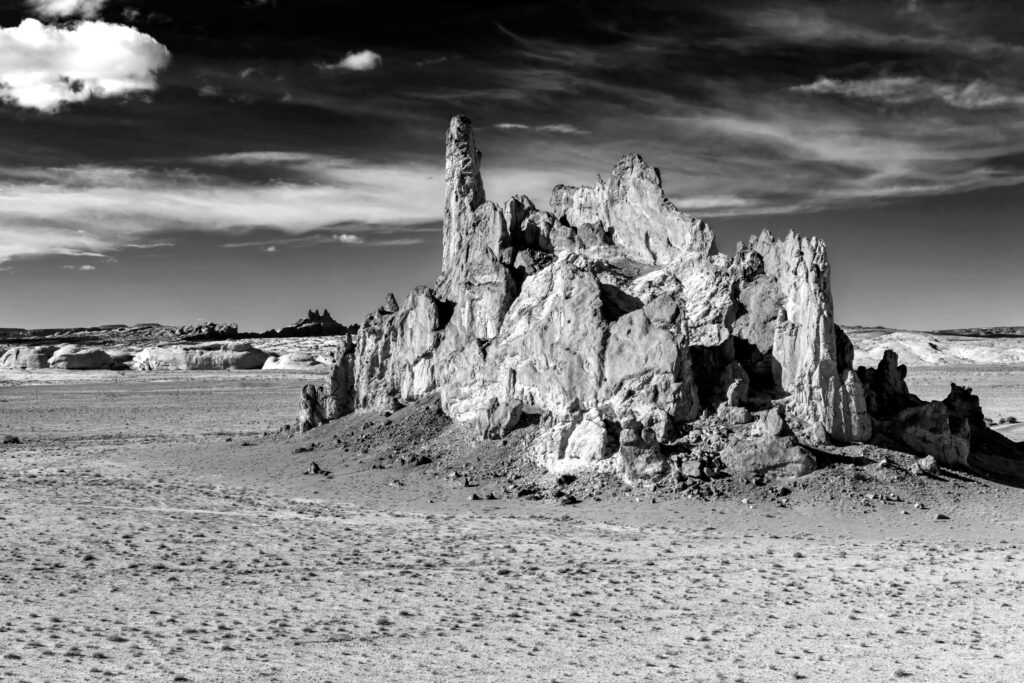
0 0 1021 330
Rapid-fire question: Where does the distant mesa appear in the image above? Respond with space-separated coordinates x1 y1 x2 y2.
934 326 1024 339
297 114 1024 487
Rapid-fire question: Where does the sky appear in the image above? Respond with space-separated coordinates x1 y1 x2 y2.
0 0 1021 331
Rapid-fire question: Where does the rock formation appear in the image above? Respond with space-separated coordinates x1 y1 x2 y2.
299 339 356 431
0 345 58 369
47 345 114 370
262 353 327 370
300 115 1023 485
857 350 1023 480
176 322 239 341
134 342 269 371
273 309 353 338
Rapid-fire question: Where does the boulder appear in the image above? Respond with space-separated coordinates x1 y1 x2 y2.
913 455 940 475
478 399 524 439
614 418 670 484
717 404 753 425
48 345 113 370
0 345 57 369
720 408 816 479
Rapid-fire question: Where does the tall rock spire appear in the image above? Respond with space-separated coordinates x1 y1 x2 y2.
441 115 486 279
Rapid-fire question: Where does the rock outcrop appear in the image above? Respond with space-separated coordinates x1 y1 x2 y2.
48 345 114 370
299 341 356 432
0 345 58 369
176 323 239 341
858 350 1024 480
134 342 270 371
299 114 1022 485
262 353 327 370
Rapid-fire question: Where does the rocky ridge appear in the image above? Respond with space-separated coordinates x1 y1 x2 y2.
298 115 1021 485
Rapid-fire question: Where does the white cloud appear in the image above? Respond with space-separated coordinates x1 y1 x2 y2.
0 18 171 112
793 76 1024 110
263 245 276 252
333 233 364 244
321 49 383 72
29 0 107 19
61 263 96 270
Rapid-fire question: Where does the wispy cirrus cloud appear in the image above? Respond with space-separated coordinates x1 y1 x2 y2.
221 230 425 251
0 154 442 263
793 76 1024 110
736 6 1024 58
494 122 584 134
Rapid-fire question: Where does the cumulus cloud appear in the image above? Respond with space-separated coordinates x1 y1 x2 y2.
0 18 171 112
61 263 96 270
29 0 107 19
333 233 364 244
321 49 383 72
793 76 1024 110
263 245 277 253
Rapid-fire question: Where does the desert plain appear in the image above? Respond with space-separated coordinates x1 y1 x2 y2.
0 360 1022 682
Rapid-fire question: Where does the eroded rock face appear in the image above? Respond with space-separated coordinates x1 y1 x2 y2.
354 288 448 410
550 154 717 265
299 114 1021 486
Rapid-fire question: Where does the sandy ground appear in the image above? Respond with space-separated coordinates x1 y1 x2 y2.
1 369 1023 682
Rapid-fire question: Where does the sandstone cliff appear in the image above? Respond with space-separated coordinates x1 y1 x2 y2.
299 115 1022 485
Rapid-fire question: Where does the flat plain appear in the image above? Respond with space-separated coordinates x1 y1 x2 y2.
1 367 1022 682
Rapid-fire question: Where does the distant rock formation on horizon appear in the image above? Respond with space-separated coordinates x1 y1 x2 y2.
271 309 355 338
176 322 240 342
288 114 1019 485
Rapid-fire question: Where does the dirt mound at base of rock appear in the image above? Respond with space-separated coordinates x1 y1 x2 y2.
283 394 993 511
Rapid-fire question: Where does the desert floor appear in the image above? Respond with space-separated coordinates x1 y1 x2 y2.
1 367 1023 682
